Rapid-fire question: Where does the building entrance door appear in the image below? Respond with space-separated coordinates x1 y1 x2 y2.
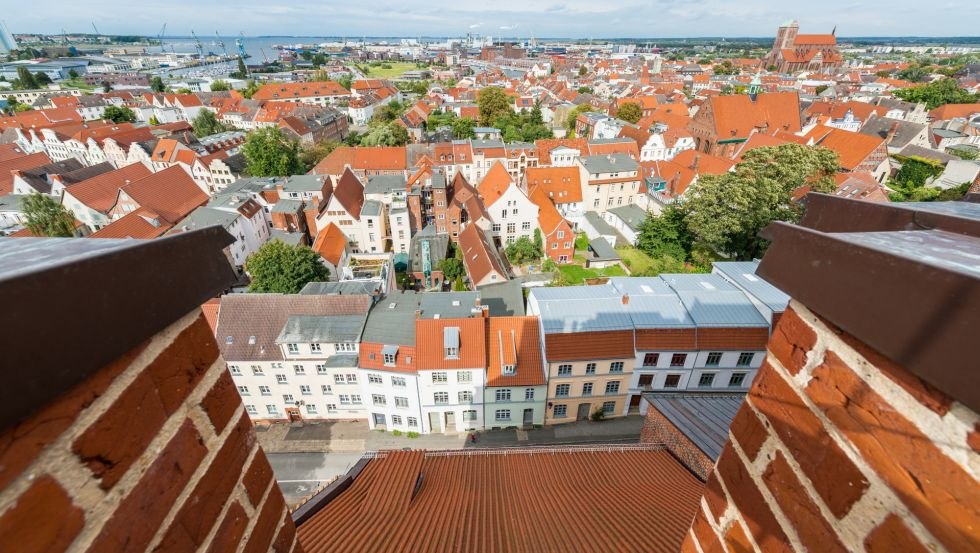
523 408 533 428
576 403 591 421
428 412 441 433
444 411 456 432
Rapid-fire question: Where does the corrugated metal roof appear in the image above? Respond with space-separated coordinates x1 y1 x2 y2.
712 261 790 312
361 291 422 345
674 290 770 327
275 314 367 344
645 393 746 461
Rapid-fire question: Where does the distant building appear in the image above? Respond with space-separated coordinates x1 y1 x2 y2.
762 20 844 73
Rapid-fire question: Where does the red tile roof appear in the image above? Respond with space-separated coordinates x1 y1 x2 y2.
116 165 208 224
476 161 513 207
89 208 172 239
252 81 350 101
0 144 30 163
806 126 885 171
416 316 487 370
928 103 980 121
296 448 704 553
0 152 51 196
704 92 802 139
486 316 545 386
64 162 153 212
545 329 635 361
525 166 583 204
201 298 220 334
332 168 365 220
458 223 507 287
312 222 347 267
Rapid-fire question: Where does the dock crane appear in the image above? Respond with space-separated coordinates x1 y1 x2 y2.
91 22 101 37
214 32 228 57
190 30 204 60
236 32 248 59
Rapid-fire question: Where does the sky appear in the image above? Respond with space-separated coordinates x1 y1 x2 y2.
11 0 980 38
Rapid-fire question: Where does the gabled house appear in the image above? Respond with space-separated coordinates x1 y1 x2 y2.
61 162 154 231
478 161 539 246
528 185 575 263
484 316 547 428
104 165 209 232
314 168 387 253
459 222 509 288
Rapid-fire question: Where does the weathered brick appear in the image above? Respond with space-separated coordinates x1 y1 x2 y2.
806 352 980 553
767 306 816 375
242 490 286 553
202 370 244 434
86 419 207 553
729 405 768 461
679 533 699 553
73 370 169 490
968 423 980 455
204 501 249 553
715 447 793 553
156 414 254 549
271 510 298 552
702 472 728 524
145 314 219 415
243 450 275 508
723 521 754 553
749 361 869 518
0 475 84 553
864 514 929 553
762 451 847 553
0 342 146 490
689 510 724 553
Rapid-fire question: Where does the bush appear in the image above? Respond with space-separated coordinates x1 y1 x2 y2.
406 431 420 438
392 429 402 436
590 408 606 422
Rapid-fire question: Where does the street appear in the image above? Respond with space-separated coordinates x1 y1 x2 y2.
267 451 364 508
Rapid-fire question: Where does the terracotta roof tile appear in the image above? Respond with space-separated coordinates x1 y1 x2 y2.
525 166 583 204
312 222 348 266
0 152 51 196
415 316 486 370
88 207 172 239
458 224 507 286
544 329 635 361
116 165 208 224
252 81 350 101
333 168 366 220
486 316 545 386
476 161 513 207
63 162 153 212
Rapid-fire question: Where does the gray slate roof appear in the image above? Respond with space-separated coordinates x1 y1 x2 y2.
361 290 423 345
607 205 647 231
365 175 407 195
644 393 747 461
579 154 639 174
275 314 367 344
419 291 483 319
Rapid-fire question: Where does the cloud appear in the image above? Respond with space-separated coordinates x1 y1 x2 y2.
469 23 482 29
499 24 520 30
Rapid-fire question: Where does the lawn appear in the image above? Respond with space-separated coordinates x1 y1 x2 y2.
354 61 421 79
59 79 97 92
557 263 627 285
616 246 657 275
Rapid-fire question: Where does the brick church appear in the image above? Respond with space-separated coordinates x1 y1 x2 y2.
762 20 844 73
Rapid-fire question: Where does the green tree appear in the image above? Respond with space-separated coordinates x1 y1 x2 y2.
451 117 476 139
565 103 595 132
617 102 643 124
102 81 112 93
578 65 587 77
887 155 946 201
894 78 980 109
683 144 839 259
15 66 38 89
23 192 75 237
34 72 52 86
370 100 406 125
150 75 166 92
231 57 248 79
192 109 226 137
360 122 408 146
102 105 136 123
176 87 192 94
298 140 340 170
245 240 330 293
241 79 261 99
504 236 543 265
875 70 892 78
814 85 829 95
67 68 79 79
242 126 303 177
438 257 465 281
896 66 928 83
312 53 327 67
209 79 230 91
477 86 512 126
636 204 693 262
148 115 160 125
577 86 593 94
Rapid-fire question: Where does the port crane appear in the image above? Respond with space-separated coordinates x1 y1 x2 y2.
214 32 228 57
190 30 205 59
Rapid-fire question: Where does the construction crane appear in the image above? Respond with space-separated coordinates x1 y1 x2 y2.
236 32 248 59
190 30 204 60
214 31 227 57
91 22 101 37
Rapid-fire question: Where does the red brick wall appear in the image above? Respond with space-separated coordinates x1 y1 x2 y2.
0 310 303 553
683 301 979 552
640 405 714 480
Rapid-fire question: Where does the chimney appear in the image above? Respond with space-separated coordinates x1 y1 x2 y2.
621 294 629 305
690 155 700 171
885 121 900 144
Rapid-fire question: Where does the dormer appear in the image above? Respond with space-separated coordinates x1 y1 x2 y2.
444 327 460 359
500 329 517 375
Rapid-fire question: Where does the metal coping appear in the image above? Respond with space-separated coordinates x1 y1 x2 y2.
0 227 237 435
758 193 980 413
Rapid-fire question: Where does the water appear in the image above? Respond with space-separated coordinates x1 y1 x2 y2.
153 35 442 61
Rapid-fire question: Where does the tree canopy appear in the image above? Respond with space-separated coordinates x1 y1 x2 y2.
477 86 512 126
504 236 543 265
565 103 595 132
682 144 839 260
893 78 980 110
617 102 643 124
102 105 136 123
23 192 76 237
359 121 409 147
245 240 330 293
438 257 465 281
298 140 340 170
150 75 166 92
191 109 227 137
209 79 230 91
15 66 38 89
242 126 304 177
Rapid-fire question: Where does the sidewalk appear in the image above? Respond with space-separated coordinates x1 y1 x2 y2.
255 415 644 454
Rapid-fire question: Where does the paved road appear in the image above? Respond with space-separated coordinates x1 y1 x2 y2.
267 452 363 508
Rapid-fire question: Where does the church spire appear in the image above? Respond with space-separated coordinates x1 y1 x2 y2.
831 25 837 36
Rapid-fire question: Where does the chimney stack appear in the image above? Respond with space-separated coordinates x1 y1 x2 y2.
622 294 630 305
885 121 900 144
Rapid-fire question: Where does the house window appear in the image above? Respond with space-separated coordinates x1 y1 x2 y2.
492 223 501 232
287 343 299 354
275 374 287 384
525 388 535 400
300 385 312 395
321 385 331 394
237 385 249 395
259 386 271 396
326 404 338 412
495 389 512 402
495 409 511 421
283 394 294 403
522 221 531 231
463 410 477 421
555 384 570 397
383 352 396 365
293 365 305 375
311 343 322 353
698 373 715 388
457 371 472 382
553 404 567 418
502 364 516 375
245 404 257 415
585 363 596 375
251 366 264 376
664 374 681 388
266 405 279 416
706 352 722 366
345 374 357 384
372 394 386 406
434 392 449 405
459 391 473 403
316 364 327 375
368 374 383 384
229 365 241 376
737 352 755 367
602 401 616 415
408 417 419 427
643 353 659 367
306 404 318 415
605 381 620 394
670 353 687 367
557 364 572 376
557 230 565 239
432 372 448 383
392 414 403 425
507 223 516 233
392 376 406 387
351 394 362 404
729 372 747 387
339 394 351 404
582 382 593 396
445 346 459 358
395 396 409 408
336 343 356 352
334 374 345 384
609 362 624 373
